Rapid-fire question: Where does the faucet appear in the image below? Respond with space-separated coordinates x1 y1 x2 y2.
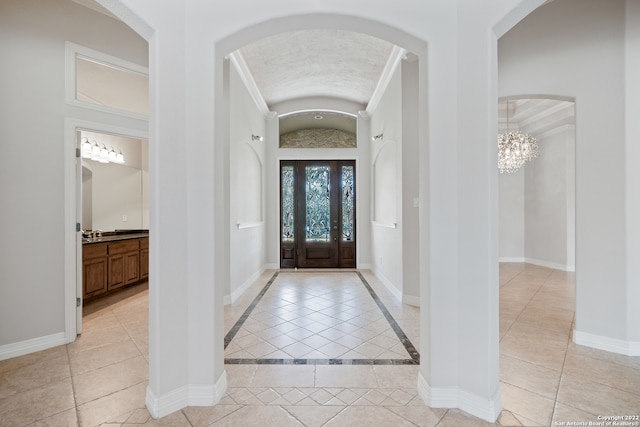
92 229 103 238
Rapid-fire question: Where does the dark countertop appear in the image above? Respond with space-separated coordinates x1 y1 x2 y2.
82 232 149 245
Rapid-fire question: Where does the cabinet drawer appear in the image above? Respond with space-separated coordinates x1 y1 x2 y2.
139 237 149 249
108 239 139 254
83 242 107 259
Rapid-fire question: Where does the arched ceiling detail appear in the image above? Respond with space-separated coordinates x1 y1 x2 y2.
239 29 395 108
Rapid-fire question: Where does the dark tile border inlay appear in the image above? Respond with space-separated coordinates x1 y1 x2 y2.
224 270 420 365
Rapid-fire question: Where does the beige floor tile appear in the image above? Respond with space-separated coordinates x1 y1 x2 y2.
31 408 78 426
81 309 121 332
68 338 142 376
373 365 420 389
567 341 640 371
315 365 378 388
436 408 499 427
385 405 446 427
551 401 599 426
500 381 555 426
72 355 148 405
497 410 523 426
7 264 639 427
324 405 415 426
556 373 640 415
67 324 132 355
499 333 567 372
0 378 75 427
135 409 191 426
251 365 315 388
209 405 303 426
76 382 147 426
0 351 71 400
0 346 68 376
563 350 640 396
499 354 561 399
282 405 345 427
181 404 243 427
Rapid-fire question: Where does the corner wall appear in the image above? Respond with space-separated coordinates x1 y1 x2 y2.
228 61 267 302
0 0 148 357
499 125 576 272
499 0 633 350
370 62 403 296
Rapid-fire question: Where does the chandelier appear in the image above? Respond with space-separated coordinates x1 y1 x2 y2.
498 101 539 174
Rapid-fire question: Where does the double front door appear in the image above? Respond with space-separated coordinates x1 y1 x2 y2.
280 160 356 268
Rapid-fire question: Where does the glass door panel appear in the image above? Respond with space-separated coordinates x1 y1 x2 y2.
280 160 355 268
305 165 331 242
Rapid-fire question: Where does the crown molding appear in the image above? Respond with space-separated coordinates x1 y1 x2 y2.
228 51 271 117
366 45 407 115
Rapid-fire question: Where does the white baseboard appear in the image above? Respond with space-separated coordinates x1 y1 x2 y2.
224 266 267 305
498 257 575 272
574 330 640 356
417 372 502 423
371 267 402 301
402 294 420 307
146 385 188 419
146 371 228 419
357 263 372 270
0 332 66 362
499 257 525 263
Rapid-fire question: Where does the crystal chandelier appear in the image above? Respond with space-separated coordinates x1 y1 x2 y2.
498 101 539 174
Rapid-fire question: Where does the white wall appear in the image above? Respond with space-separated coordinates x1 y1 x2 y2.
524 127 575 270
499 125 576 272
499 169 525 259
0 0 147 353
228 62 267 302
499 0 633 347
370 63 403 295
625 0 640 345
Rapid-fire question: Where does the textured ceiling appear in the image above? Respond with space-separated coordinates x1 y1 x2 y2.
240 30 394 108
499 98 575 137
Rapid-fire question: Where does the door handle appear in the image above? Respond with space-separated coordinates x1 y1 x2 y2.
333 226 338 230
333 237 337 241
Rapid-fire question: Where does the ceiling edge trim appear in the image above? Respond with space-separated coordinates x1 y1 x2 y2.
228 51 270 117
366 45 406 115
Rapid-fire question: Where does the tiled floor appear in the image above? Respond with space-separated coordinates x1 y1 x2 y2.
223 271 419 364
1 264 639 426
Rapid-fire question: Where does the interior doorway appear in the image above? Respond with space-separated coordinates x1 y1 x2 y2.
280 160 356 268
72 125 149 335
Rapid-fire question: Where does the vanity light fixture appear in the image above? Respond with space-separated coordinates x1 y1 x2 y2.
252 134 263 142
80 137 125 164
371 133 384 141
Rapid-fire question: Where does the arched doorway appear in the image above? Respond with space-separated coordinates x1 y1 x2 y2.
87 0 551 422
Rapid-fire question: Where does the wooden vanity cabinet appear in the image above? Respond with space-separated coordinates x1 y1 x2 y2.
139 237 149 280
82 236 148 301
107 239 140 290
83 243 108 298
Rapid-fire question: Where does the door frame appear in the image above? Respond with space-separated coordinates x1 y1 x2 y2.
276 156 360 269
64 118 148 340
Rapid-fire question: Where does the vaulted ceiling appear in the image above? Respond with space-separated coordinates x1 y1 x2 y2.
239 30 394 109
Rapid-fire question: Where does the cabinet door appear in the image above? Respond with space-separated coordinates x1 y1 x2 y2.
124 251 140 285
140 248 149 279
83 257 107 297
108 253 126 290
